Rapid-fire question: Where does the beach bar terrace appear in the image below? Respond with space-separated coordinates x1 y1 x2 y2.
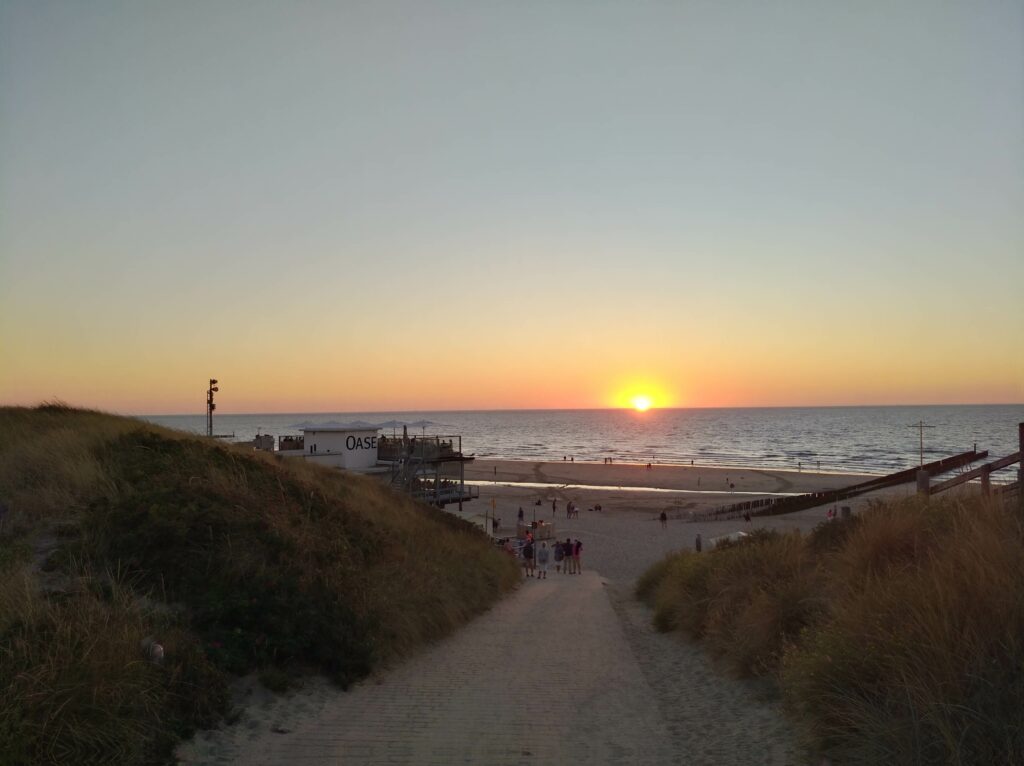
378 433 479 509
274 423 478 509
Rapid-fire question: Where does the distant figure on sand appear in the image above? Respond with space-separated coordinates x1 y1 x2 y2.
518 507 524 523
659 511 667 529
695 533 702 552
536 542 550 579
743 512 751 524
552 498 557 516
573 539 583 572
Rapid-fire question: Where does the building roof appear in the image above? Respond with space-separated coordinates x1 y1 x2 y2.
301 422 380 432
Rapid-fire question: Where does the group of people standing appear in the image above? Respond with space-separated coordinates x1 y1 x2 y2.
520 537 583 578
547 498 584 518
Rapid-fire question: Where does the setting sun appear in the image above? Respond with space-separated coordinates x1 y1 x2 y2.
631 396 652 412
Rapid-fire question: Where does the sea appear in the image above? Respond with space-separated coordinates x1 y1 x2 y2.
142 405 1023 480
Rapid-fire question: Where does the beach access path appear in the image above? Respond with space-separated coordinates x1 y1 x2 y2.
179 570 795 766
179 461 895 764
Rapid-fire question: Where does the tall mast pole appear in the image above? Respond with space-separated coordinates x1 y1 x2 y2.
207 378 219 437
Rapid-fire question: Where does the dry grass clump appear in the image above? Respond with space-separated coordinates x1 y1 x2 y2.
0 405 519 764
638 494 1024 765
0 404 134 531
0 565 226 765
640 530 823 675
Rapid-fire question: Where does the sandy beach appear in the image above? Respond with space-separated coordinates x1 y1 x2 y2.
468 458 869 494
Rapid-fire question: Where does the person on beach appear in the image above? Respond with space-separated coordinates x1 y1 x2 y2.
554 541 564 572
564 537 574 573
659 511 667 529
537 542 550 579
552 498 557 516
695 533 702 552
743 512 751 524
573 539 583 573
518 507 524 523
523 540 535 577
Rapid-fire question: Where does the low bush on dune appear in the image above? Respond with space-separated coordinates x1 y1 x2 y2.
638 494 1024 765
0 405 520 765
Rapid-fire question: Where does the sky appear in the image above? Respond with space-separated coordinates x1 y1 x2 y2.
1 0 1022 414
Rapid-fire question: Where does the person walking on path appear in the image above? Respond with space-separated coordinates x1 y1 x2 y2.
536 542 550 579
659 511 667 529
695 533 702 553
573 539 583 573
523 540 535 577
552 498 557 516
564 538 574 574
553 541 564 573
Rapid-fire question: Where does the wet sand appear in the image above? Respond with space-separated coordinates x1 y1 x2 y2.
467 458 871 495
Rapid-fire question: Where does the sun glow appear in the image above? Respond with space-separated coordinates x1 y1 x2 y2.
631 395 652 412
610 380 673 411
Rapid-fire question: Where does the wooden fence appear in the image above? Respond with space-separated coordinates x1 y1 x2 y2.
925 422 1023 499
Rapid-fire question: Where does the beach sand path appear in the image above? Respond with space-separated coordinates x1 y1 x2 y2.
178 567 797 765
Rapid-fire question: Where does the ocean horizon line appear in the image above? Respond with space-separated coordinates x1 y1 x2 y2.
139 402 1024 419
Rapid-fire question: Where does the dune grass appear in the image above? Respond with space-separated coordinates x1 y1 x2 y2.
637 494 1024 765
0 405 520 765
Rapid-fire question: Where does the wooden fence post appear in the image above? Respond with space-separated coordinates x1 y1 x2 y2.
1018 423 1023 512
980 464 991 496
917 469 930 496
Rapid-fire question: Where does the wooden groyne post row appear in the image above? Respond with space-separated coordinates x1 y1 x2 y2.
696 423 1024 524
694 450 986 523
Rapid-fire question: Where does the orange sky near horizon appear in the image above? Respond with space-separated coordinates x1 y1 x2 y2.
1 2 1022 415
2 313 1021 415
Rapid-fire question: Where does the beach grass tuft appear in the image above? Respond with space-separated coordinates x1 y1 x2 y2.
637 493 1024 764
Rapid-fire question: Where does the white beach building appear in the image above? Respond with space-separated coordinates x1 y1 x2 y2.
277 424 383 471
273 423 480 510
